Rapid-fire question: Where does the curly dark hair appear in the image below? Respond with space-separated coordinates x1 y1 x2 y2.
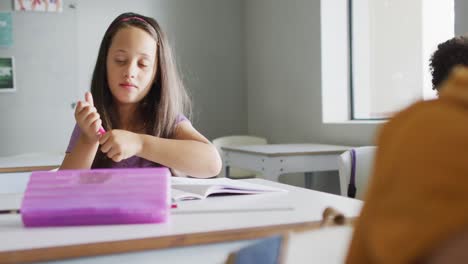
429 36 468 91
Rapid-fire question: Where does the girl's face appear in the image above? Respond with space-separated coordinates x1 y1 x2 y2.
106 26 158 107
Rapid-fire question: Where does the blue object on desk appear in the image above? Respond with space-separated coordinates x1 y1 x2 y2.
233 235 283 264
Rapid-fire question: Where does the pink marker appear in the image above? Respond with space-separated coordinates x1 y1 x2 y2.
98 127 106 135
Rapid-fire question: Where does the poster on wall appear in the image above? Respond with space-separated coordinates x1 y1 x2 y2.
0 12 13 47
14 0 63 13
0 57 15 92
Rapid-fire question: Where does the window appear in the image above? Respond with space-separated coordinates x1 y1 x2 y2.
350 0 454 119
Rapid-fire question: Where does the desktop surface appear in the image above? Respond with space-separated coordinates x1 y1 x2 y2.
0 179 362 263
221 144 351 156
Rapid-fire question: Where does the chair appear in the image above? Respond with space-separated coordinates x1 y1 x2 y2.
212 135 268 178
337 146 376 200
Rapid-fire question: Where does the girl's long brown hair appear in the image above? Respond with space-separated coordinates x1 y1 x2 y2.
90 12 191 168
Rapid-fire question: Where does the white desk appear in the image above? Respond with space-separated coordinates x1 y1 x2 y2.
0 152 64 173
0 172 30 194
283 226 353 264
0 179 362 263
221 144 351 184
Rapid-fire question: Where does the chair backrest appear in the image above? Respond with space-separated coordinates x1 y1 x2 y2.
338 146 376 200
212 135 268 178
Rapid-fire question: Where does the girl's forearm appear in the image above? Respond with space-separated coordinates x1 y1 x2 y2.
138 135 222 178
59 136 99 170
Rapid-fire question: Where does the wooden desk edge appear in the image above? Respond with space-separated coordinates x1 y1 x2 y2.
0 165 60 173
0 218 356 264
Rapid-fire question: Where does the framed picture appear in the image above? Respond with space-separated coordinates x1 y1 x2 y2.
14 0 63 13
0 57 15 92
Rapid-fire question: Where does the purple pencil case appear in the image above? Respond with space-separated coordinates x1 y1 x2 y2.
20 168 171 227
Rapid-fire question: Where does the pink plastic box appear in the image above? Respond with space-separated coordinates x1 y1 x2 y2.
20 168 171 227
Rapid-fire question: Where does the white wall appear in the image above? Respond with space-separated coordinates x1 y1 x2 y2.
245 0 377 147
244 0 463 193
0 0 246 156
0 2 78 156
244 0 340 192
246 0 466 147
163 0 247 139
2 0 466 190
455 0 468 35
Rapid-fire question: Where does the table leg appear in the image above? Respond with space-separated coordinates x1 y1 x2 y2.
305 172 314 189
225 166 230 178
261 170 281 182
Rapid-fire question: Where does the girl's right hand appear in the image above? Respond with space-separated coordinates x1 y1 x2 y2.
74 92 102 144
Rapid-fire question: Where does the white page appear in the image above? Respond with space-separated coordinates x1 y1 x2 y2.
171 188 204 201
171 177 286 202
171 177 286 192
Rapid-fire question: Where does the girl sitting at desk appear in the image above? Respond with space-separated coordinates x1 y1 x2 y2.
60 12 221 178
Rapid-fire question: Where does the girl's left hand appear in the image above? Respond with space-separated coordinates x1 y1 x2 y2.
98 130 143 162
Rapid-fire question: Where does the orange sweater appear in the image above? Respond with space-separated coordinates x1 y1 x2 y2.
346 67 468 263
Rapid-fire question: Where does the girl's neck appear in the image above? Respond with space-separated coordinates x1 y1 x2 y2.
116 103 141 131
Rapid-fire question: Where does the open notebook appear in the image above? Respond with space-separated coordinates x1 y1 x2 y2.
171 177 286 201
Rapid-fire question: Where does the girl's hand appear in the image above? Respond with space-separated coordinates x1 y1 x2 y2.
99 130 143 162
74 92 102 144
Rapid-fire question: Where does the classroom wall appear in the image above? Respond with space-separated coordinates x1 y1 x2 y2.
244 0 465 192
455 0 468 35
0 1 78 156
244 0 342 192
246 0 467 147
0 0 246 156
245 0 377 148
2 0 465 190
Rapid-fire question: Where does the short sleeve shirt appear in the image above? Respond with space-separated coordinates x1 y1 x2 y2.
65 115 189 168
